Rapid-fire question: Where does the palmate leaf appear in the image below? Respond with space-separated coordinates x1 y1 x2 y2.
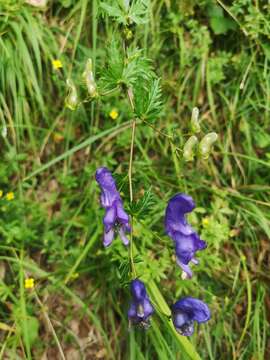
128 0 149 24
100 0 149 25
100 1 126 25
123 48 153 85
99 40 124 90
100 41 153 90
134 78 163 121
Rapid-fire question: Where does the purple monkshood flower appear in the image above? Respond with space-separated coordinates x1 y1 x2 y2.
172 297 211 336
128 279 154 327
165 193 206 278
95 167 131 247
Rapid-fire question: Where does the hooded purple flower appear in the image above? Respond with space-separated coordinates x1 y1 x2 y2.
172 297 211 336
165 193 206 278
128 279 154 327
95 167 131 247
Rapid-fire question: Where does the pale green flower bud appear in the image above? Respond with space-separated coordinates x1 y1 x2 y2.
1 125 7 138
190 107 200 133
65 79 79 110
183 135 198 162
83 58 98 98
199 132 218 159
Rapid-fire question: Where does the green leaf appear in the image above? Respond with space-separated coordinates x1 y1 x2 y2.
23 316 39 348
253 125 270 148
100 0 149 25
100 2 126 25
210 17 236 35
100 42 153 90
134 78 163 121
207 4 236 35
207 4 224 18
129 188 156 218
129 0 149 24
147 280 202 360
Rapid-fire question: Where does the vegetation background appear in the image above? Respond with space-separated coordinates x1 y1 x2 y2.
0 0 269 359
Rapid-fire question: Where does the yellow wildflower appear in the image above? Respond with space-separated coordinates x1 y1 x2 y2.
229 229 237 237
25 278 34 289
0 190 3 198
109 108 119 120
53 132 64 143
124 29 133 40
71 272 79 280
202 217 209 227
52 59 63 70
6 192 14 201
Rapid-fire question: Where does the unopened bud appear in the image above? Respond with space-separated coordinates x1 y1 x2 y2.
65 79 79 110
124 28 133 40
199 132 218 159
190 107 200 133
83 58 98 98
1 125 7 138
183 135 198 161
181 271 188 280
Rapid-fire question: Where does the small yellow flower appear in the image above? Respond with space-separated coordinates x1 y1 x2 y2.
202 217 209 227
53 132 64 143
0 190 3 198
52 59 63 70
229 229 237 237
25 278 35 289
124 29 133 40
71 272 79 280
109 108 119 120
6 192 14 201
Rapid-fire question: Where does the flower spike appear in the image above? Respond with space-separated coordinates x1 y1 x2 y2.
165 193 206 278
95 167 130 246
172 297 210 336
128 279 154 328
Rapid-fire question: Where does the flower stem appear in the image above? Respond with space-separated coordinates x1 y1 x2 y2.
141 118 173 140
127 87 137 278
128 119 136 202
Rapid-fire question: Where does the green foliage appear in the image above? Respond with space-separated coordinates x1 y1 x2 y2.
0 0 270 359
100 42 153 90
207 4 236 35
207 51 231 85
100 0 149 26
129 188 156 218
134 78 163 121
22 316 39 348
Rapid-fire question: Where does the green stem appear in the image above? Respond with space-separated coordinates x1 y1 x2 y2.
127 86 137 278
128 119 136 202
236 253 252 353
141 118 173 140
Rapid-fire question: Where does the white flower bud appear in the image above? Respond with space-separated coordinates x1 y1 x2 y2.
83 58 98 98
199 132 218 159
181 271 188 280
183 135 198 162
1 125 7 138
190 107 200 133
65 78 79 110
